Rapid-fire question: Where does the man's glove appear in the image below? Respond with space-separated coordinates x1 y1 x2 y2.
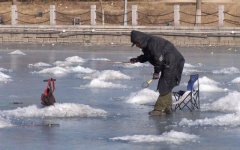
152 73 159 80
130 58 138 64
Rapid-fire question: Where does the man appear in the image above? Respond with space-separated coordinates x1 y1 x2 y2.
130 30 185 116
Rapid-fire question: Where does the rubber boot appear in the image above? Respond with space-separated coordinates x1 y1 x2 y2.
149 92 172 116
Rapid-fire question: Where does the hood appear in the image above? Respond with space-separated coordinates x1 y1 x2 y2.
130 30 150 48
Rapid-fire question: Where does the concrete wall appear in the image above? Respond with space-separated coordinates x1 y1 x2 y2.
1 25 240 46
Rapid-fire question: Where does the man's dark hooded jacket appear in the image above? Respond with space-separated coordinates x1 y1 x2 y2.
131 30 185 95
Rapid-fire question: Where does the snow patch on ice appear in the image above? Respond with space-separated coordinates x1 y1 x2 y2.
199 76 227 92
53 56 85 67
119 62 150 68
82 70 130 89
33 66 69 77
126 89 158 105
8 50 26 55
179 113 240 127
212 67 240 74
110 130 199 144
30 56 95 77
183 63 202 75
231 77 240 83
202 91 240 113
87 79 127 88
90 58 110 61
69 66 95 74
97 70 131 80
0 116 13 128
1 103 107 118
179 91 240 127
28 62 52 68
65 56 85 63
0 71 12 83
0 68 11 72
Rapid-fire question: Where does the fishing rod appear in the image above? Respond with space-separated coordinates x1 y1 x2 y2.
106 61 130 64
141 78 153 88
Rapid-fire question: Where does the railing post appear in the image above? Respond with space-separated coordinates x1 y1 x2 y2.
91 5 96 26
102 9 105 25
218 5 224 27
195 10 201 26
132 5 137 26
50 5 56 25
11 5 18 25
124 0 128 26
195 1 201 26
174 4 180 26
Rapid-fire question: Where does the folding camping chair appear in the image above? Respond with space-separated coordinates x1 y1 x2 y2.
172 74 200 111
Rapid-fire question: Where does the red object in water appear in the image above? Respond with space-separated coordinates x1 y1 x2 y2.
41 78 56 106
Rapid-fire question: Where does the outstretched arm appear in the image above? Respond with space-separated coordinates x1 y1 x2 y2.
137 54 149 63
130 54 149 63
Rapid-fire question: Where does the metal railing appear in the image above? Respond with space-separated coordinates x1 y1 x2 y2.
0 4 240 27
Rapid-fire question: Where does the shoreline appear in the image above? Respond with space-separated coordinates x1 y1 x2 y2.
1 25 240 46
0 41 238 52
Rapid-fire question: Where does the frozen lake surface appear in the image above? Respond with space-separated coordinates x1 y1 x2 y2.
0 43 240 150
